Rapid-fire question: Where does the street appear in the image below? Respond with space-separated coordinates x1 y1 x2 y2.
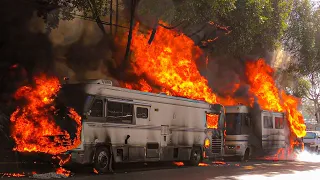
1 159 320 179
70 160 320 180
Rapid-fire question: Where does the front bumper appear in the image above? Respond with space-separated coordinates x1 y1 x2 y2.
223 145 244 157
304 143 317 151
63 145 94 165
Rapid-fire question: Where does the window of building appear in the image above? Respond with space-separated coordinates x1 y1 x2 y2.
275 117 284 129
90 99 103 117
107 101 133 123
263 116 273 129
136 107 148 119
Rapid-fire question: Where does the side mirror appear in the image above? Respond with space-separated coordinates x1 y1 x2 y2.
83 110 91 119
245 116 251 126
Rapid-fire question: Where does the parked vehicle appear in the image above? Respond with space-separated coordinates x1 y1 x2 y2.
303 131 320 153
58 79 226 173
223 105 288 161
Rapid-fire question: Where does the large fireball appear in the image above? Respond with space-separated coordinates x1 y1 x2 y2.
124 22 306 146
10 75 81 155
128 22 217 104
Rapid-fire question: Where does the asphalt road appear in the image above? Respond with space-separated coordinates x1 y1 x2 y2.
2 159 319 180
67 160 320 180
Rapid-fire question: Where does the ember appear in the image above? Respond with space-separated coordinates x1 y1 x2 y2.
10 75 82 155
0 173 25 177
173 162 184 166
93 168 98 174
198 163 209 166
212 161 226 165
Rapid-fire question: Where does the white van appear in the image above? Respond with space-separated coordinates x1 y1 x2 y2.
303 131 320 153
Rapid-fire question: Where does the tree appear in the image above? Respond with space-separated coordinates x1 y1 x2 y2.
212 0 292 57
283 0 320 122
31 0 122 34
153 0 293 57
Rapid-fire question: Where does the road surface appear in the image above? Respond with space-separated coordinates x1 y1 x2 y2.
1 160 320 179
68 160 320 180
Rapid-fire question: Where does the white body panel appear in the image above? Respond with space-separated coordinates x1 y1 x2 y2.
63 80 225 164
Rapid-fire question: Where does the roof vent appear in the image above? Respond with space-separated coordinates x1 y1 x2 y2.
159 92 167 95
87 79 113 86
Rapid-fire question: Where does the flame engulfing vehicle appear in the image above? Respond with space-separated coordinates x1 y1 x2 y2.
59 79 226 173
223 105 288 161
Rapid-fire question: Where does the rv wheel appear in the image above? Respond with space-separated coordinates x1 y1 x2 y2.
94 147 112 173
187 148 201 166
240 149 250 162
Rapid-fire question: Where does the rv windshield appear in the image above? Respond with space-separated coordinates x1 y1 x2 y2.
304 132 316 139
206 113 219 129
56 84 93 115
226 113 242 135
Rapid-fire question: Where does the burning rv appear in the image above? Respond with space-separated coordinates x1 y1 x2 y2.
57 79 226 173
223 105 288 161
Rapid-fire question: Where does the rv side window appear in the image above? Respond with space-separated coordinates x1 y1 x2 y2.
275 117 284 129
263 116 273 129
136 107 148 119
90 99 103 117
107 101 133 124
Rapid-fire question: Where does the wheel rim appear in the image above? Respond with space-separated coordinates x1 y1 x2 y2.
192 151 200 161
97 151 109 168
244 151 249 161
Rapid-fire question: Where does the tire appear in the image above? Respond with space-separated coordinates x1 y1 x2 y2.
239 149 250 162
186 147 202 166
94 146 112 173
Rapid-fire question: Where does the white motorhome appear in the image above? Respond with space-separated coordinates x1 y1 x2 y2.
303 131 320 153
223 105 287 161
58 79 226 173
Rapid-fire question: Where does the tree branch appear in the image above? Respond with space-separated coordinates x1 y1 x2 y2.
87 0 106 34
123 0 136 71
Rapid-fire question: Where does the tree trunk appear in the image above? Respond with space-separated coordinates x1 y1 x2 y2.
109 0 113 35
314 100 319 123
115 0 119 34
123 0 136 70
148 22 158 44
88 0 106 34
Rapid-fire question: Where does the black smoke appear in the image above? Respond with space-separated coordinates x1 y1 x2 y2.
0 0 55 115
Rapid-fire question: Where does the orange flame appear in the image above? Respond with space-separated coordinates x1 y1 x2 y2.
124 22 306 148
10 75 82 155
206 114 219 129
245 59 306 139
56 167 71 177
52 154 71 166
129 22 217 104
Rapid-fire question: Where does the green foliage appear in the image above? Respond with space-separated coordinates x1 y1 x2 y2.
213 0 292 56
168 0 292 57
283 0 320 75
292 78 311 98
34 0 111 31
71 0 110 18
172 0 236 24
